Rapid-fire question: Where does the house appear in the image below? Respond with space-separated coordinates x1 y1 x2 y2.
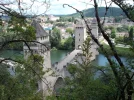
116 32 128 37
48 15 59 21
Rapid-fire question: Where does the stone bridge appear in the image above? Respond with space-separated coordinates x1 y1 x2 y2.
52 43 99 78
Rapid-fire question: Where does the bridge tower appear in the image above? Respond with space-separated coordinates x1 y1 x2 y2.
23 20 64 97
75 21 87 49
23 20 51 69
74 19 99 58
90 18 98 39
75 19 98 50
23 20 51 96
89 18 99 57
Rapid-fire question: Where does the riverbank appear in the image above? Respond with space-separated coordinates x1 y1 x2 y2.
98 44 134 57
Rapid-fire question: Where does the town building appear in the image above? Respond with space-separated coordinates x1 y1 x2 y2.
116 32 128 37
48 15 59 21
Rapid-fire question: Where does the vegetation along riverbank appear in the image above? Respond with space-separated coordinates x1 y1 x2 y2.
98 44 134 57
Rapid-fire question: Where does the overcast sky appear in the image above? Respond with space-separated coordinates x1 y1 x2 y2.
7 0 133 15
46 0 118 15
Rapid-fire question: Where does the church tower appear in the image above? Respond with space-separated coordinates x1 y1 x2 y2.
75 21 87 49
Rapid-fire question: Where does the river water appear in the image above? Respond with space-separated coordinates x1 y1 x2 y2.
0 50 126 66
50 50 127 66
95 53 126 66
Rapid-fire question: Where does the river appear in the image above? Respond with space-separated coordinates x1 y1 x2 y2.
50 50 127 66
0 50 127 66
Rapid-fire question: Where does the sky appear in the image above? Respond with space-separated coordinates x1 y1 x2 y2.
46 0 118 15
7 0 118 15
46 0 133 15
3 0 133 15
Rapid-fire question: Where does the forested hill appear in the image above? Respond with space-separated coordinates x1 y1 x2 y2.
60 7 125 17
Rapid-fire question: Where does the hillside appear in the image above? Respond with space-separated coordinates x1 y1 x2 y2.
58 7 125 18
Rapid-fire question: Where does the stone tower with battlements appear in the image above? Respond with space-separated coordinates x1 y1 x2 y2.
23 20 51 69
75 19 98 50
23 20 51 96
75 21 87 49
23 20 64 98
90 18 98 39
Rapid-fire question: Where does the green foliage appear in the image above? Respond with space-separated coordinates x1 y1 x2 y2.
22 26 36 40
129 26 134 41
46 20 54 24
116 25 129 32
6 42 23 50
54 37 119 100
66 28 74 35
59 37 74 50
0 16 36 50
105 26 114 31
55 23 66 27
111 28 116 38
115 37 124 44
114 16 123 23
58 17 68 22
57 16 75 22
50 27 74 50
8 23 36 41
98 44 134 57
50 28 61 48
0 54 44 100
66 7 125 17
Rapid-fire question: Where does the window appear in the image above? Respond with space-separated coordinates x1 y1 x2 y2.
79 39 80 41
79 33 80 36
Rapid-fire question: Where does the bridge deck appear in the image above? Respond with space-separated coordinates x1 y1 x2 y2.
53 45 99 77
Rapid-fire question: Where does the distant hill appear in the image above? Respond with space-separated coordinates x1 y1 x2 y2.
56 7 125 18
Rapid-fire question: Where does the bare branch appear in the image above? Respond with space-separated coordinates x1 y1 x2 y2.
112 0 134 22
102 1 113 25
0 39 49 51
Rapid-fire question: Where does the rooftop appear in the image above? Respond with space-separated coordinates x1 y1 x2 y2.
31 20 49 38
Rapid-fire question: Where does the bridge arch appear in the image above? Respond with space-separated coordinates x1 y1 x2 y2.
53 76 64 96
78 45 81 49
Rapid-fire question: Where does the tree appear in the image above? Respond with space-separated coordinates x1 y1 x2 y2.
114 16 123 23
66 28 74 35
63 0 134 99
1 0 134 100
0 1 52 99
129 27 134 41
59 37 74 50
116 25 129 32
72 17 75 22
54 37 118 100
111 28 116 39
0 55 44 100
50 28 61 48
